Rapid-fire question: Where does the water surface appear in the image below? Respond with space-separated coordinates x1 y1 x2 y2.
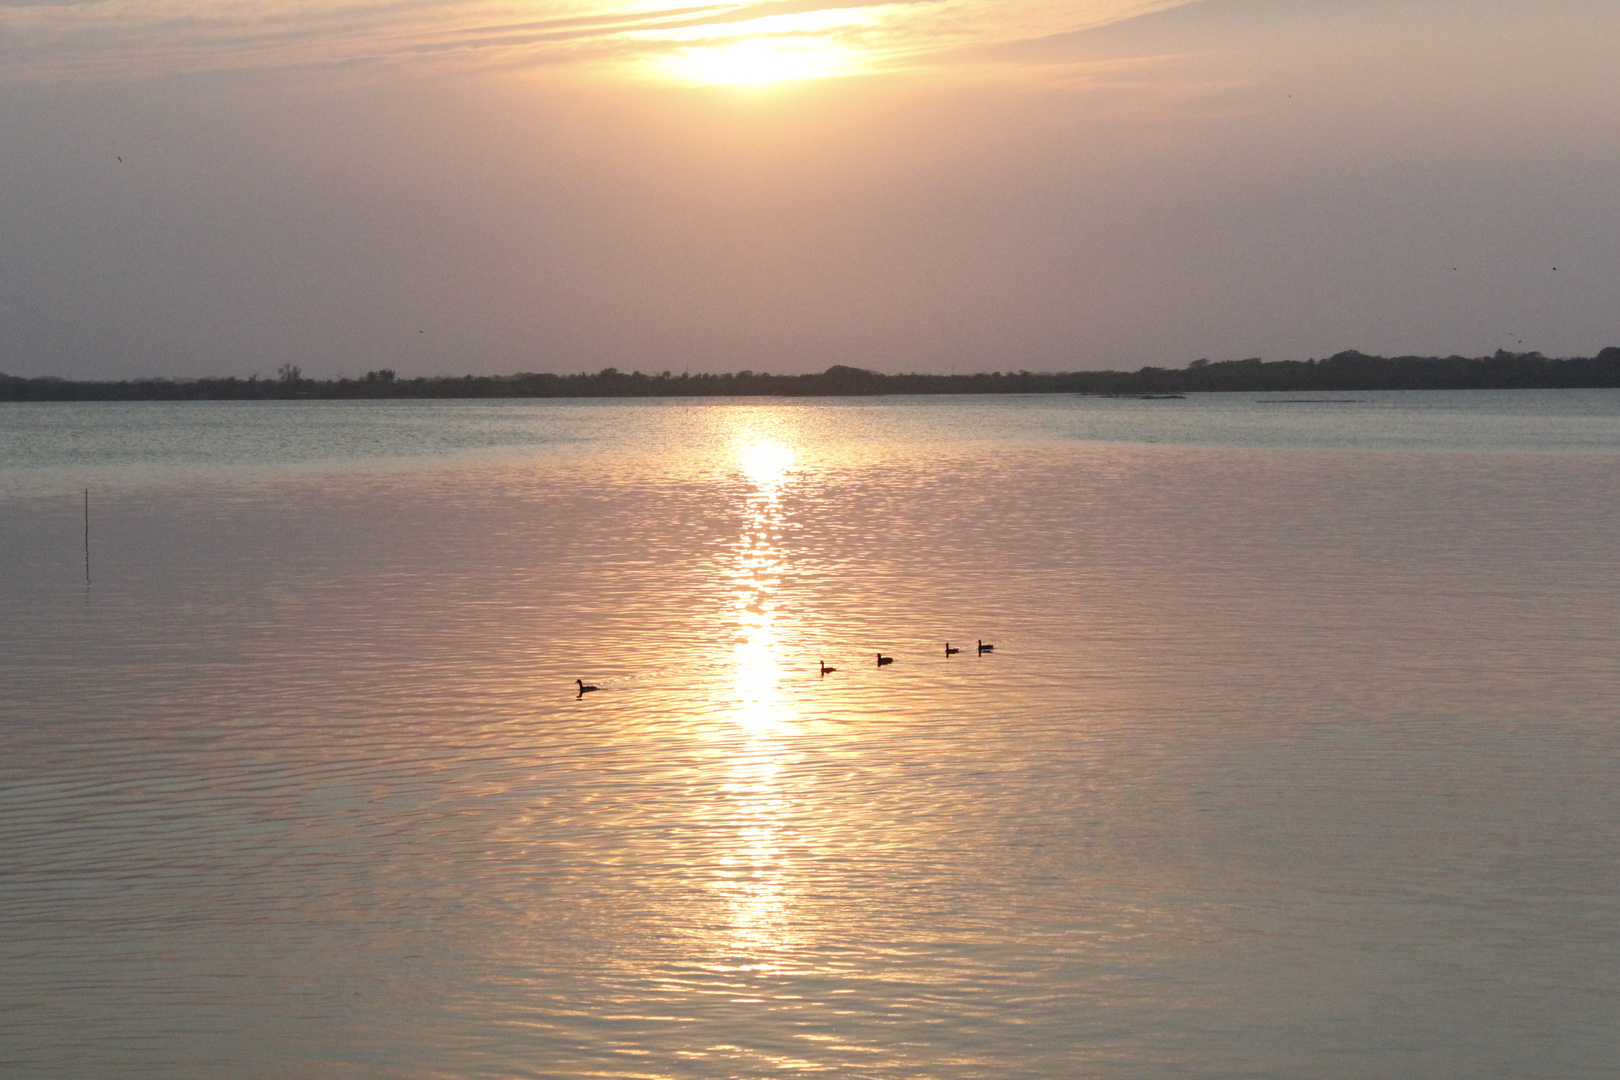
3 394 1617 1078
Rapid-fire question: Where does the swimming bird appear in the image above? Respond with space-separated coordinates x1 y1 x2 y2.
576 678 598 696
877 653 894 667
820 661 836 676
977 640 994 654
945 642 960 656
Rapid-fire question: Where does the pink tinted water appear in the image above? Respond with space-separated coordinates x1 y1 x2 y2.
2 401 1618 1078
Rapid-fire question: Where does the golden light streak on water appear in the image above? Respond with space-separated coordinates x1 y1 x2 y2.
710 421 801 964
734 434 796 493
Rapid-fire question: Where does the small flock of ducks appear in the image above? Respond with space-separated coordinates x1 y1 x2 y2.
821 640 993 676
576 641 994 698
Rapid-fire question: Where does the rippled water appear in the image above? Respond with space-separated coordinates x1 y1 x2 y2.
3 394 1619 1078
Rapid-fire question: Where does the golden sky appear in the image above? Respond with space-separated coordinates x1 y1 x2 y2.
2 0 1193 81
1 0 1617 378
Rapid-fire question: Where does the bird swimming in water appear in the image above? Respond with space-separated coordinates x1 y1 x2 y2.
945 643 960 656
977 640 994 654
576 678 598 697
820 661 836 675
877 653 894 667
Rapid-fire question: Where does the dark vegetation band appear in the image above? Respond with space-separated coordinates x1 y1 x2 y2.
6 348 1620 401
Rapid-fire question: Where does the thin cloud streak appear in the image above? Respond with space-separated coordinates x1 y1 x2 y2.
0 0 1200 81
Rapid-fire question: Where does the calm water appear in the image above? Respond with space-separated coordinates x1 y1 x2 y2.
3 393 1618 1079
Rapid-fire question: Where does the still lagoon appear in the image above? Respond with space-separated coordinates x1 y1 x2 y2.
3 392 1618 1078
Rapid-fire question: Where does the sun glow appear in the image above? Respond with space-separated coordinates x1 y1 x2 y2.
662 38 857 85
737 439 795 490
645 3 878 86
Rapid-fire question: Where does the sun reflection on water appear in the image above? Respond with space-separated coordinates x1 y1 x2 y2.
711 428 803 963
736 438 795 494
728 434 796 735
713 748 796 963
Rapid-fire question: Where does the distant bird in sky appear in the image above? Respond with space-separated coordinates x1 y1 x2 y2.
819 661 836 675
117 156 122 162
977 640 994 654
945 643 960 656
877 653 894 667
576 678 597 697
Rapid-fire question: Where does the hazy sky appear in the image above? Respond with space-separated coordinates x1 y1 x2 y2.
2 0 1617 378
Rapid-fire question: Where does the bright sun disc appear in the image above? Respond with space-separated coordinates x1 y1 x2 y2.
664 39 853 86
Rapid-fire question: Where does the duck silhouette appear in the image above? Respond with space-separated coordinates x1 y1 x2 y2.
877 653 894 667
945 643 960 656
977 640 994 655
576 678 598 697
820 661 836 676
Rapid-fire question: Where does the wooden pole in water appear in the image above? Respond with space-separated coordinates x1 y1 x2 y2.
84 488 90 585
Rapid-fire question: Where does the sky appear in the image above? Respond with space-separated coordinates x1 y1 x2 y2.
1 0 1617 379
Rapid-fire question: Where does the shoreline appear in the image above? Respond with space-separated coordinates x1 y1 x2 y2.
5 348 1619 402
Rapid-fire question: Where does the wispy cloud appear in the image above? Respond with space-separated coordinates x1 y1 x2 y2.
0 0 1201 82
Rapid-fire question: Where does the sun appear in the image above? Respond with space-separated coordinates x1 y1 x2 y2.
662 38 856 86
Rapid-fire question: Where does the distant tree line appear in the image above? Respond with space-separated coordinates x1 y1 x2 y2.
4 349 1620 401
